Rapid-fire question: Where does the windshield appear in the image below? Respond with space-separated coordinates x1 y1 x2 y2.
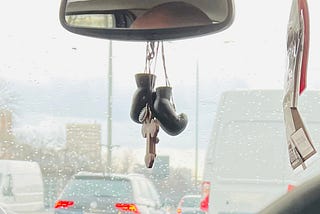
1 1 320 214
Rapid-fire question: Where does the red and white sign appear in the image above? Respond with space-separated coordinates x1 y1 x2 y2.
283 0 315 170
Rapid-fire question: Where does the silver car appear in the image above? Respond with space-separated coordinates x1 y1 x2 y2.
55 172 165 214
176 195 205 214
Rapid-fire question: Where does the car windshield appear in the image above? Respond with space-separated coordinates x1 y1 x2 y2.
1 1 320 214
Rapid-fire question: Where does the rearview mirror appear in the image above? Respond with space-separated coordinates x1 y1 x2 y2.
59 0 234 41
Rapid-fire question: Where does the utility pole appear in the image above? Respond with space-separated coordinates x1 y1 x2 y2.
107 40 113 172
195 61 199 186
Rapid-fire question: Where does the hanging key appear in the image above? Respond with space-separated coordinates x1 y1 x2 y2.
140 106 160 168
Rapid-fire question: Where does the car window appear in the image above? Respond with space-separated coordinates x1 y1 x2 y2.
181 196 200 207
135 178 154 200
61 178 133 199
146 180 161 204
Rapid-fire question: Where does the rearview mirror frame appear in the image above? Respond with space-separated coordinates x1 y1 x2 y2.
59 0 235 41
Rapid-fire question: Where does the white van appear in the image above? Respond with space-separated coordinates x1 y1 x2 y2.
202 90 320 214
0 160 44 212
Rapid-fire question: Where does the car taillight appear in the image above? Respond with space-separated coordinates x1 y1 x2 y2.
177 207 182 214
54 200 74 209
287 184 296 192
200 181 210 212
115 203 140 214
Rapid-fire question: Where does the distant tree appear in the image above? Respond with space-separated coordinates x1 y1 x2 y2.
103 148 137 174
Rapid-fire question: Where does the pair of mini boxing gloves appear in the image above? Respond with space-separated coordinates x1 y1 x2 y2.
130 73 188 136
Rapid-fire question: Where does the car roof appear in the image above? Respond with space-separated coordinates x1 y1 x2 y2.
74 171 146 180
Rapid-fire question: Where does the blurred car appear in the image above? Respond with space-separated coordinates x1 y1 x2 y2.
176 195 204 214
0 160 44 212
54 172 164 214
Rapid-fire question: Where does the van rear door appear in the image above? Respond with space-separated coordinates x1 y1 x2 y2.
203 90 293 213
209 120 290 213
204 90 320 214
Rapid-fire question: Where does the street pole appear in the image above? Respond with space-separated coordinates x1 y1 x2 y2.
195 61 199 186
107 40 113 173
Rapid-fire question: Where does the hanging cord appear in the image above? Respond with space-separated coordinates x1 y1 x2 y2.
144 42 152 73
161 41 171 87
144 41 159 75
144 43 149 73
152 42 160 74
143 41 176 110
143 41 160 111
161 41 176 110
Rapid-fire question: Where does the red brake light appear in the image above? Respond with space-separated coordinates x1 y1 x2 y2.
200 181 210 212
287 184 296 192
177 207 182 214
54 200 74 209
115 203 140 214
